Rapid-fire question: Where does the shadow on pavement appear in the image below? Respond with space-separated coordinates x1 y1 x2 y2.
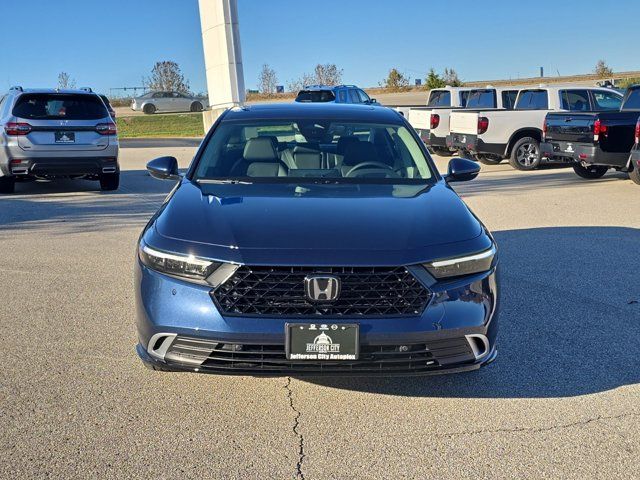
454 168 630 197
0 170 178 232
304 227 640 398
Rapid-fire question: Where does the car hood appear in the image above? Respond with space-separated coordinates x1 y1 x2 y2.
150 181 490 265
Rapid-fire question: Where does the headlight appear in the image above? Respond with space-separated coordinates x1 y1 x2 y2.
138 242 221 284
424 245 496 279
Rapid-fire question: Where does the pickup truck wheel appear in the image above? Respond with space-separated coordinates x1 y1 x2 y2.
99 171 120 191
509 137 541 170
0 176 16 194
143 103 156 115
476 155 503 165
628 164 640 185
572 164 608 179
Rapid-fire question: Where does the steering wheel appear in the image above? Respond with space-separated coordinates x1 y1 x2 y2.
345 161 397 178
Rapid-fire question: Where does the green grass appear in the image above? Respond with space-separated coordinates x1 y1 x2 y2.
116 113 204 138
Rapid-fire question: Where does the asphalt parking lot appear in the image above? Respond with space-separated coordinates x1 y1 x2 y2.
1 145 639 479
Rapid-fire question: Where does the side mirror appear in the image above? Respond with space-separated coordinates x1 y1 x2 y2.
370 98 378 104
446 157 480 183
147 156 181 180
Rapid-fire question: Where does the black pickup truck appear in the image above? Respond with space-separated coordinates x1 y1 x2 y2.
540 86 640 179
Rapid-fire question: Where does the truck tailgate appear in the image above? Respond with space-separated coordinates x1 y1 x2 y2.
544 113 595 143
407 109 431 130
450 111 478 135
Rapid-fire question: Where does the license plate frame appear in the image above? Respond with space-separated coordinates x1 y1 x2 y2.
285 323 359 361
54 131 76 144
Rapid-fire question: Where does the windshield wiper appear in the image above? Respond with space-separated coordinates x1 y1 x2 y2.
197 179 253 185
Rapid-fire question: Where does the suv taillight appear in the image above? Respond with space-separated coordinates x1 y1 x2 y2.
5 122 32 136
430 113 440 130
593 119 607 142
477 117 489 135
96 122 117 135
635 119 640 144
542 119 548 141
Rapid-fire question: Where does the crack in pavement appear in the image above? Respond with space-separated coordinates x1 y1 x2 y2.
437 411 639 439
284 377 305 480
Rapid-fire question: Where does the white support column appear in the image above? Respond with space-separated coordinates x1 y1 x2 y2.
198 0 245 131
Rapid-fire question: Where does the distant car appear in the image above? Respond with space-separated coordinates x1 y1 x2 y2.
131 91 208 114
0 86 119 194
295 85 380 106
99 94 116 119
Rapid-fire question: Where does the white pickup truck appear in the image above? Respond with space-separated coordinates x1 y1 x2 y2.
447 85 624 169
408 86 519 156
407 87 473 155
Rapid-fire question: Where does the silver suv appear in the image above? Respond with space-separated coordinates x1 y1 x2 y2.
131 91 208 114
0 87 119 193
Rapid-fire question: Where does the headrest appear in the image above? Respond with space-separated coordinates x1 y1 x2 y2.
342 141 379 166
243 137 278 162
336 136 360 155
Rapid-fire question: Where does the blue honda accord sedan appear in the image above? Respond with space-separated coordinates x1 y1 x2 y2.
135 103 499 376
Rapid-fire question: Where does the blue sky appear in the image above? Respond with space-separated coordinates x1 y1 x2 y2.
1 0 638 96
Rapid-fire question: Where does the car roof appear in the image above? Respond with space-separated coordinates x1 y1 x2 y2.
301 84 358 91
223 102 403 123
12 88 99 96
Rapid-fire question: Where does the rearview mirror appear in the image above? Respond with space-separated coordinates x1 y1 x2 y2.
446 158 480 183
147 156 181 181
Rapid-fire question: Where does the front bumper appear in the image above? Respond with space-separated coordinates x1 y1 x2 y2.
541 141 629 168
135 261 500 376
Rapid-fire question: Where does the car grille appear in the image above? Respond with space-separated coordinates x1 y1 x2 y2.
212 266 431 317
164 336 476 375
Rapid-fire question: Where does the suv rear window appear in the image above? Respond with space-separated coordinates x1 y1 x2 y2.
295 90 336 103
465 90 496 109
515 90 549 110
427 90 451 107
13 94 108 120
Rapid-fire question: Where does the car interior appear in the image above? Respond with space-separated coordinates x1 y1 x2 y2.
195 121 433 180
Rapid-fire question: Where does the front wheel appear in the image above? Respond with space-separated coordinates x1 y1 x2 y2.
190 101 204 112
0 176 15 194
143 103 156 115
629 164 640 185
509 137 541 170
572 164 608 179
99 171 120 191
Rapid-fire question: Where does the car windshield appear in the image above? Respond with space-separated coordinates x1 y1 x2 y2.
193 119 435 184
296 90 336 102
12 94 108 120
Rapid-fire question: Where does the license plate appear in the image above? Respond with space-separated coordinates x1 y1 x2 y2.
286 323 359 361
55 132 75 143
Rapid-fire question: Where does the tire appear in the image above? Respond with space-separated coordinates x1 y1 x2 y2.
0 176 15 194
143 103 156 115
572 164 608 179
629 164 640 185
190 101 204 112
99 171 120 191
509 137 541 170
476 155 503 165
